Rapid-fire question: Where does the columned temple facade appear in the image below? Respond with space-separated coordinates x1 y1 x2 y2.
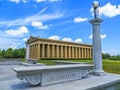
26 36 92 60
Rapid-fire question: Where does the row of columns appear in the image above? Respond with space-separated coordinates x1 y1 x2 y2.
29 43 92 59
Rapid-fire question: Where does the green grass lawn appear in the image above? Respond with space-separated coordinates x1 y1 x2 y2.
38 59 120 74
103 60 120 74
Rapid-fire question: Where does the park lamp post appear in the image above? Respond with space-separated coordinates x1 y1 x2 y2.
89 1 106 76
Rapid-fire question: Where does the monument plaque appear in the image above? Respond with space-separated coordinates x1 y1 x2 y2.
41 70 81 86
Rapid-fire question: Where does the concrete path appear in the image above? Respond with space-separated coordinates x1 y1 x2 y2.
0 65 120 90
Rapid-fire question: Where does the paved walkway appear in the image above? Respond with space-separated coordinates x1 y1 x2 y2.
0 65 120 90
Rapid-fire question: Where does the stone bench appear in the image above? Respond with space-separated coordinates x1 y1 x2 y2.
12 64 93 86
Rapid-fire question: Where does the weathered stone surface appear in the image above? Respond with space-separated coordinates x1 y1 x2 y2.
12 64 93 86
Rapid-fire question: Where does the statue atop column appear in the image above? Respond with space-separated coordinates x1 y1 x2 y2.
92 1 100 19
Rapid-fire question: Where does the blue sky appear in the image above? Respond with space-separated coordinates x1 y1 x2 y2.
0 0 120 55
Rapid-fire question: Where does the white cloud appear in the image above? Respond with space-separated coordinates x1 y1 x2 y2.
99 3 120 18
49 35 61 40
10 42 21 49
23 38 28 42
5 26 29 37
48 0 62 2
75 38 82 43
89 34 107 39
101 34 107 39
35 0 46 2
35 0 61 2
22 0 27 3
90 2 120 18
10 0 27 3
102 50 120 56
62 38 72 42
48 36 83 43
89 34 92 39
0 37 22 49
0 8 64 27
10 0 20 3
74 17 87 23
32 21 48 29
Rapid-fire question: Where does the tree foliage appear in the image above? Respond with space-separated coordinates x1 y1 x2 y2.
4 48 13 58
102 53 120 60
0 47 26 58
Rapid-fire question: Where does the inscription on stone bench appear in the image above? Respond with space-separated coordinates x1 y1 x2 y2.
41 70 81 86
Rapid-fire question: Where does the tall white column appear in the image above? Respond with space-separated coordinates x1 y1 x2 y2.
89 18 105 76
26 44 29 62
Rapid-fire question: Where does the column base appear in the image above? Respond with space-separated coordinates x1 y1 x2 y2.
90 70 107 77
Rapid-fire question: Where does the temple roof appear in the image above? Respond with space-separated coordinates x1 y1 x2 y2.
26 36 92 47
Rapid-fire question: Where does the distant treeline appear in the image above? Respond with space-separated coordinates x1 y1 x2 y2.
0 48 26 58
102 53 120 60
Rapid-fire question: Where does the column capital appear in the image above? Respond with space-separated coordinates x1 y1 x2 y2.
89 18 103 25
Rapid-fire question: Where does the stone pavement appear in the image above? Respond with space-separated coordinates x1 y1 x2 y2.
0 65 120 90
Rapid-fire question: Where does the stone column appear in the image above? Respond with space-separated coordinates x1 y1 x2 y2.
90 48 92 58
81 47 83 59
52 45 55 58
75 47 77 58
31 45 33 59
86 48 88 58
47 44 50 58
89 18 105 76
42 44 45 58
84 48 86 58
38 44 40 59
33 45 35 58
72 47 74 58
78 47 80 58
65 46 67 58
35 44 37 59
26 44 29 62
61 46 63 58
69 47 71 58
57 45 59 58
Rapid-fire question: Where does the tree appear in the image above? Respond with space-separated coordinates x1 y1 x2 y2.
111 55 117 60
19 48 26 58
116 55 120 60
4 48 13 58
102 53 106 59
12 49 21 58
102 53 111 60
1 50 5 57
0 49 2 58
